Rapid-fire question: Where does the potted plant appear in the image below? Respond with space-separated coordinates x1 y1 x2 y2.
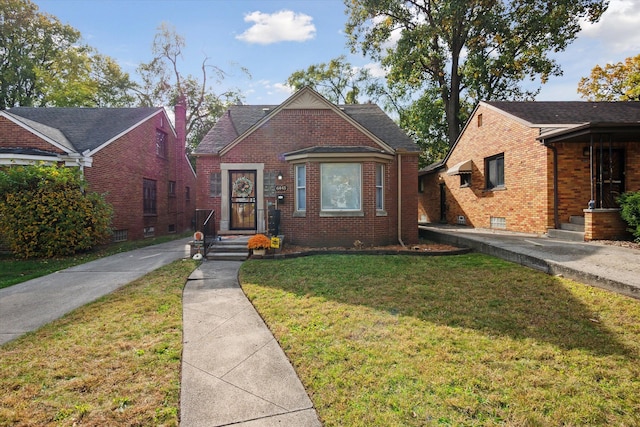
247 233 271 256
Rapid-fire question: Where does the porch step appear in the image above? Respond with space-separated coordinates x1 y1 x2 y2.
559 222 585 232
206 236 250 261
547 228 585 242
569 215 585 226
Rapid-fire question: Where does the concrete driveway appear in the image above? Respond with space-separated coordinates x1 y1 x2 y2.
0 238 191 345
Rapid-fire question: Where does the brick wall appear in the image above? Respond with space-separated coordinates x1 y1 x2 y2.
585 209 631 241
196 108 419 247
0 116 66 154
84 109 196 241
419 104 553 234
1 109 196 242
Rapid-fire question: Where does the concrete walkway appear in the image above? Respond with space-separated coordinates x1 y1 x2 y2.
3 229 638 426
180 261 322 427
421 224 640 299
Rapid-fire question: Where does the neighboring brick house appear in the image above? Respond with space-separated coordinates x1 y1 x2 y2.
193 87 420 247
0 104 196 242
419 101 640 241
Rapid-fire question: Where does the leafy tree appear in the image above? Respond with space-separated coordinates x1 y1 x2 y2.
0 165 113 258
0 0 135 108
577 54 640 101
287 55 380 104
135 23 246 155
345 0 609 152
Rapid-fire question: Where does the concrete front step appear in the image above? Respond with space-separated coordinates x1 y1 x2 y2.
569 215 585 225
207 252 248 261
547 228 585 242
559 222 585 232
206 236 250 260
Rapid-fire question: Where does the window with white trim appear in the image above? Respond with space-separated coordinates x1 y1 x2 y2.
321 163 361 212
375 163 384 210
295 164 306 212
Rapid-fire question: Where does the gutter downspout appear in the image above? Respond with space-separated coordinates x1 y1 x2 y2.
397 152 406 248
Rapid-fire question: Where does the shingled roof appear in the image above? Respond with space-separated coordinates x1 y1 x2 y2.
194 103 418 155
5 107 163 153
484 101 640 125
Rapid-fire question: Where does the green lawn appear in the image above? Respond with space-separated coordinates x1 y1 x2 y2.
0 233 190 289
240 254 640 426
0 259 197 426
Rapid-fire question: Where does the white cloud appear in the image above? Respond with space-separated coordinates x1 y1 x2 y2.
271 82 294 95
236 10 316 45
579 0 640 53
362 62 387 78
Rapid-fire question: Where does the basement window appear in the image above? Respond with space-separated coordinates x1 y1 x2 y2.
490 217 506 229
144 226 155 238
112 229 128 242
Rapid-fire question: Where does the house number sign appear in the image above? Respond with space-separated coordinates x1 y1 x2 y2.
275 185 287 192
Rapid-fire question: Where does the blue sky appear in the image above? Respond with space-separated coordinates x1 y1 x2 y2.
34 0 640 106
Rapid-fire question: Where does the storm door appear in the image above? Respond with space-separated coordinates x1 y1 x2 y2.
595 149 625 208
229 170 257 230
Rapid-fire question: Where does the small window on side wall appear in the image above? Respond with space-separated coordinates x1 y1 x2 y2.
460 173 471 188
210 172 221 197
485 153 504 190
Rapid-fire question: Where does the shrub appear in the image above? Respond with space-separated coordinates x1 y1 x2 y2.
247 234 271 250
0 165 113 258
617 191 640 242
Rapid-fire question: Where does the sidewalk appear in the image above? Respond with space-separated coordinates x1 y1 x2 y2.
421 224 640 299
180 260 322 427
0 237 192 345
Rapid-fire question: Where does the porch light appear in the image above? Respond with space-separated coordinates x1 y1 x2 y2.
277 171 283 180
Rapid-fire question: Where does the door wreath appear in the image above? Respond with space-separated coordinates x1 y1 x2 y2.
233 176 253 197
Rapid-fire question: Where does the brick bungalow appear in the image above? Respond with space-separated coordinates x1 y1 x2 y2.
193 87 420 247
0 103 196 242
419 101 640 241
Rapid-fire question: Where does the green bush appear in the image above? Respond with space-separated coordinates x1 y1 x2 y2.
0 165 113 258
617 191 640 242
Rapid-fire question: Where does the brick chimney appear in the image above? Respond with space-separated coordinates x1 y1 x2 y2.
175 96 187 153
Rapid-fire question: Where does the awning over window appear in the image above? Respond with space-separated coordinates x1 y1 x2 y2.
446 159 472 175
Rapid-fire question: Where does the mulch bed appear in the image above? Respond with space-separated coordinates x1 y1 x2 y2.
253 242 470 259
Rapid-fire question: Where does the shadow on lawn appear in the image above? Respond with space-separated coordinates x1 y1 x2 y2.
241 254 636 358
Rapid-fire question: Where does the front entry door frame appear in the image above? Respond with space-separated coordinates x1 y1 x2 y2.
219 163 265 233
229 170 257 230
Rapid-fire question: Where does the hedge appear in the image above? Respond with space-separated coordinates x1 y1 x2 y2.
0 165 112 258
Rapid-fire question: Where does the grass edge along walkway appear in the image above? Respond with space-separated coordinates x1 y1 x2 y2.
240 253 640 427
0 259 198 427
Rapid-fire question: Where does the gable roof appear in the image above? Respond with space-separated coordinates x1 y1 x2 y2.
483 101 640 126
420 101 640 176
194 88 418 155
3 107 164 154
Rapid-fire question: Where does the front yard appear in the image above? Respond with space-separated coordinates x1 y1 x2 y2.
240 254 640 426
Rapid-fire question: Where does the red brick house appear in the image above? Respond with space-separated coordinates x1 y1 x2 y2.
0 104 196 242
193 87 420 247
419 101 640 241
